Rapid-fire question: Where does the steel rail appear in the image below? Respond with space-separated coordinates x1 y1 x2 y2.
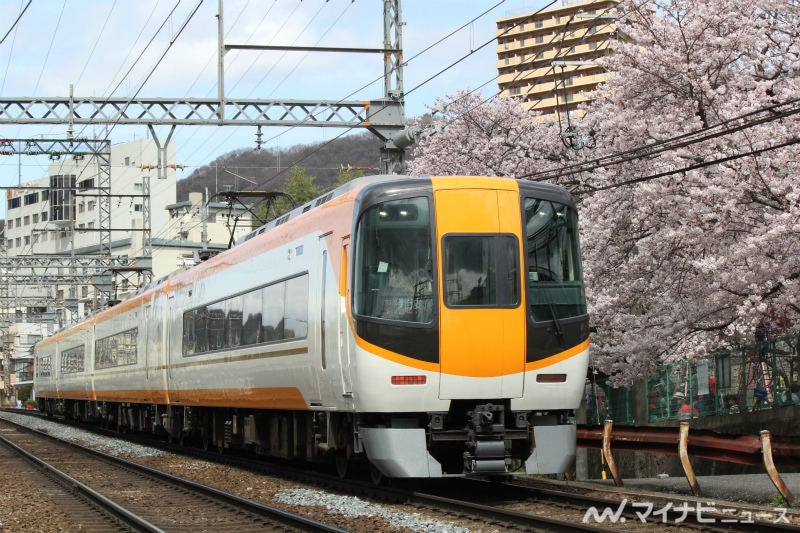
0 417 349 533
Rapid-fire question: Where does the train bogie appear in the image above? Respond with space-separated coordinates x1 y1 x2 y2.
35 175 589 479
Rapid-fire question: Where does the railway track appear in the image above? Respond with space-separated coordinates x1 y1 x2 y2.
428 477 800 532
4 409 798 532
0 417 347 532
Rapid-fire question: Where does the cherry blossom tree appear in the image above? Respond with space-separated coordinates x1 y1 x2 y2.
407 91 569 180
408 0 800 384
580 0 800 383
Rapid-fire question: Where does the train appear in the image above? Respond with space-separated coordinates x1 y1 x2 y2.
34 174 589 480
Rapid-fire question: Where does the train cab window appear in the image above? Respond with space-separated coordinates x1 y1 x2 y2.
353 196 434 323
524 198 586 321
443 235 520 307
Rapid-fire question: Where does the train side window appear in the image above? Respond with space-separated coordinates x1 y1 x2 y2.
181 274 309 356
95 328 138 369
207 301 226 351
261 283 285 341
226 295 243 348
182 310 196 355
194 307 210 353
61 345 85 374
241 290 263 345
284 275 309 339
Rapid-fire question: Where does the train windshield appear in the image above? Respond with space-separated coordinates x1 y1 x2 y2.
353 196 434 323
524 198 586 322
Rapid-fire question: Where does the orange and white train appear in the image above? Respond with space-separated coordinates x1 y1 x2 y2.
34 175 589 479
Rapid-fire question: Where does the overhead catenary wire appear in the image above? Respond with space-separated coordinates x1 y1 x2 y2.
520 96 800 182
0 0 31 46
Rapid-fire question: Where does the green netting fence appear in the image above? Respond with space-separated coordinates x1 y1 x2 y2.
585 333 800 425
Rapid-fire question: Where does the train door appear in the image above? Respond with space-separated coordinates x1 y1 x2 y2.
339 238 353 396
166 293 176 398
434 185 526 399
144 303 152 379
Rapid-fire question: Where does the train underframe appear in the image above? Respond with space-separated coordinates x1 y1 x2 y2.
38 397 576 479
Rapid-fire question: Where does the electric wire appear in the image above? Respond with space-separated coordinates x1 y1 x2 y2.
252 1 515 150
0 0 31 46
263 2 353 98
73 1 119 90
32 0 67 95
179 0 306 164
574 135 800 195
0 0 26 95
520 96 800 182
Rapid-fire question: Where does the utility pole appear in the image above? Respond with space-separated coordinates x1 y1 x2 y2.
0 1 414 315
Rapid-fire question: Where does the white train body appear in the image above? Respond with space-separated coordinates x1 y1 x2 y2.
36 175 590 478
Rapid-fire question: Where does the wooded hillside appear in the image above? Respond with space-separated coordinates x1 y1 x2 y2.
177 132 382 201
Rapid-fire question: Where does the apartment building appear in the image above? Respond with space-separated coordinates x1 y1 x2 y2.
5 139 176 258
496 0 619 117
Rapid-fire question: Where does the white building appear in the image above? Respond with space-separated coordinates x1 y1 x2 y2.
164 191 254 270
5 138 177 259
7 322 52 405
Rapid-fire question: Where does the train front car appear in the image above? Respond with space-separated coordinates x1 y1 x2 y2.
351 176 589 478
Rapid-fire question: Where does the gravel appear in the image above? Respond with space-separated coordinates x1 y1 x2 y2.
275 488 470 533
0 411 478 532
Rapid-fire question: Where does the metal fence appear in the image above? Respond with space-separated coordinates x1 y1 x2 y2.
585 375 635 425
585 334 800 425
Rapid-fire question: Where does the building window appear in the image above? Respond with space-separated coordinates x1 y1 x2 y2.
589 42 598 50
78 203 85 213
15 238 20 247
510 87 522 95
24 192 39 205
124 156 130 166
7 220 12 230
32 214 38 223
8 197 20 209
536 35 544 44
24 236 30 245
134 204 142 212
23 216 29 226
88 221 95 229
88 201 96 211
535 19 543 28
134 182 142 191
41 211 48 221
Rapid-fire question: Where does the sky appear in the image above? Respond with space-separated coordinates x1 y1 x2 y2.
0 0 551 217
